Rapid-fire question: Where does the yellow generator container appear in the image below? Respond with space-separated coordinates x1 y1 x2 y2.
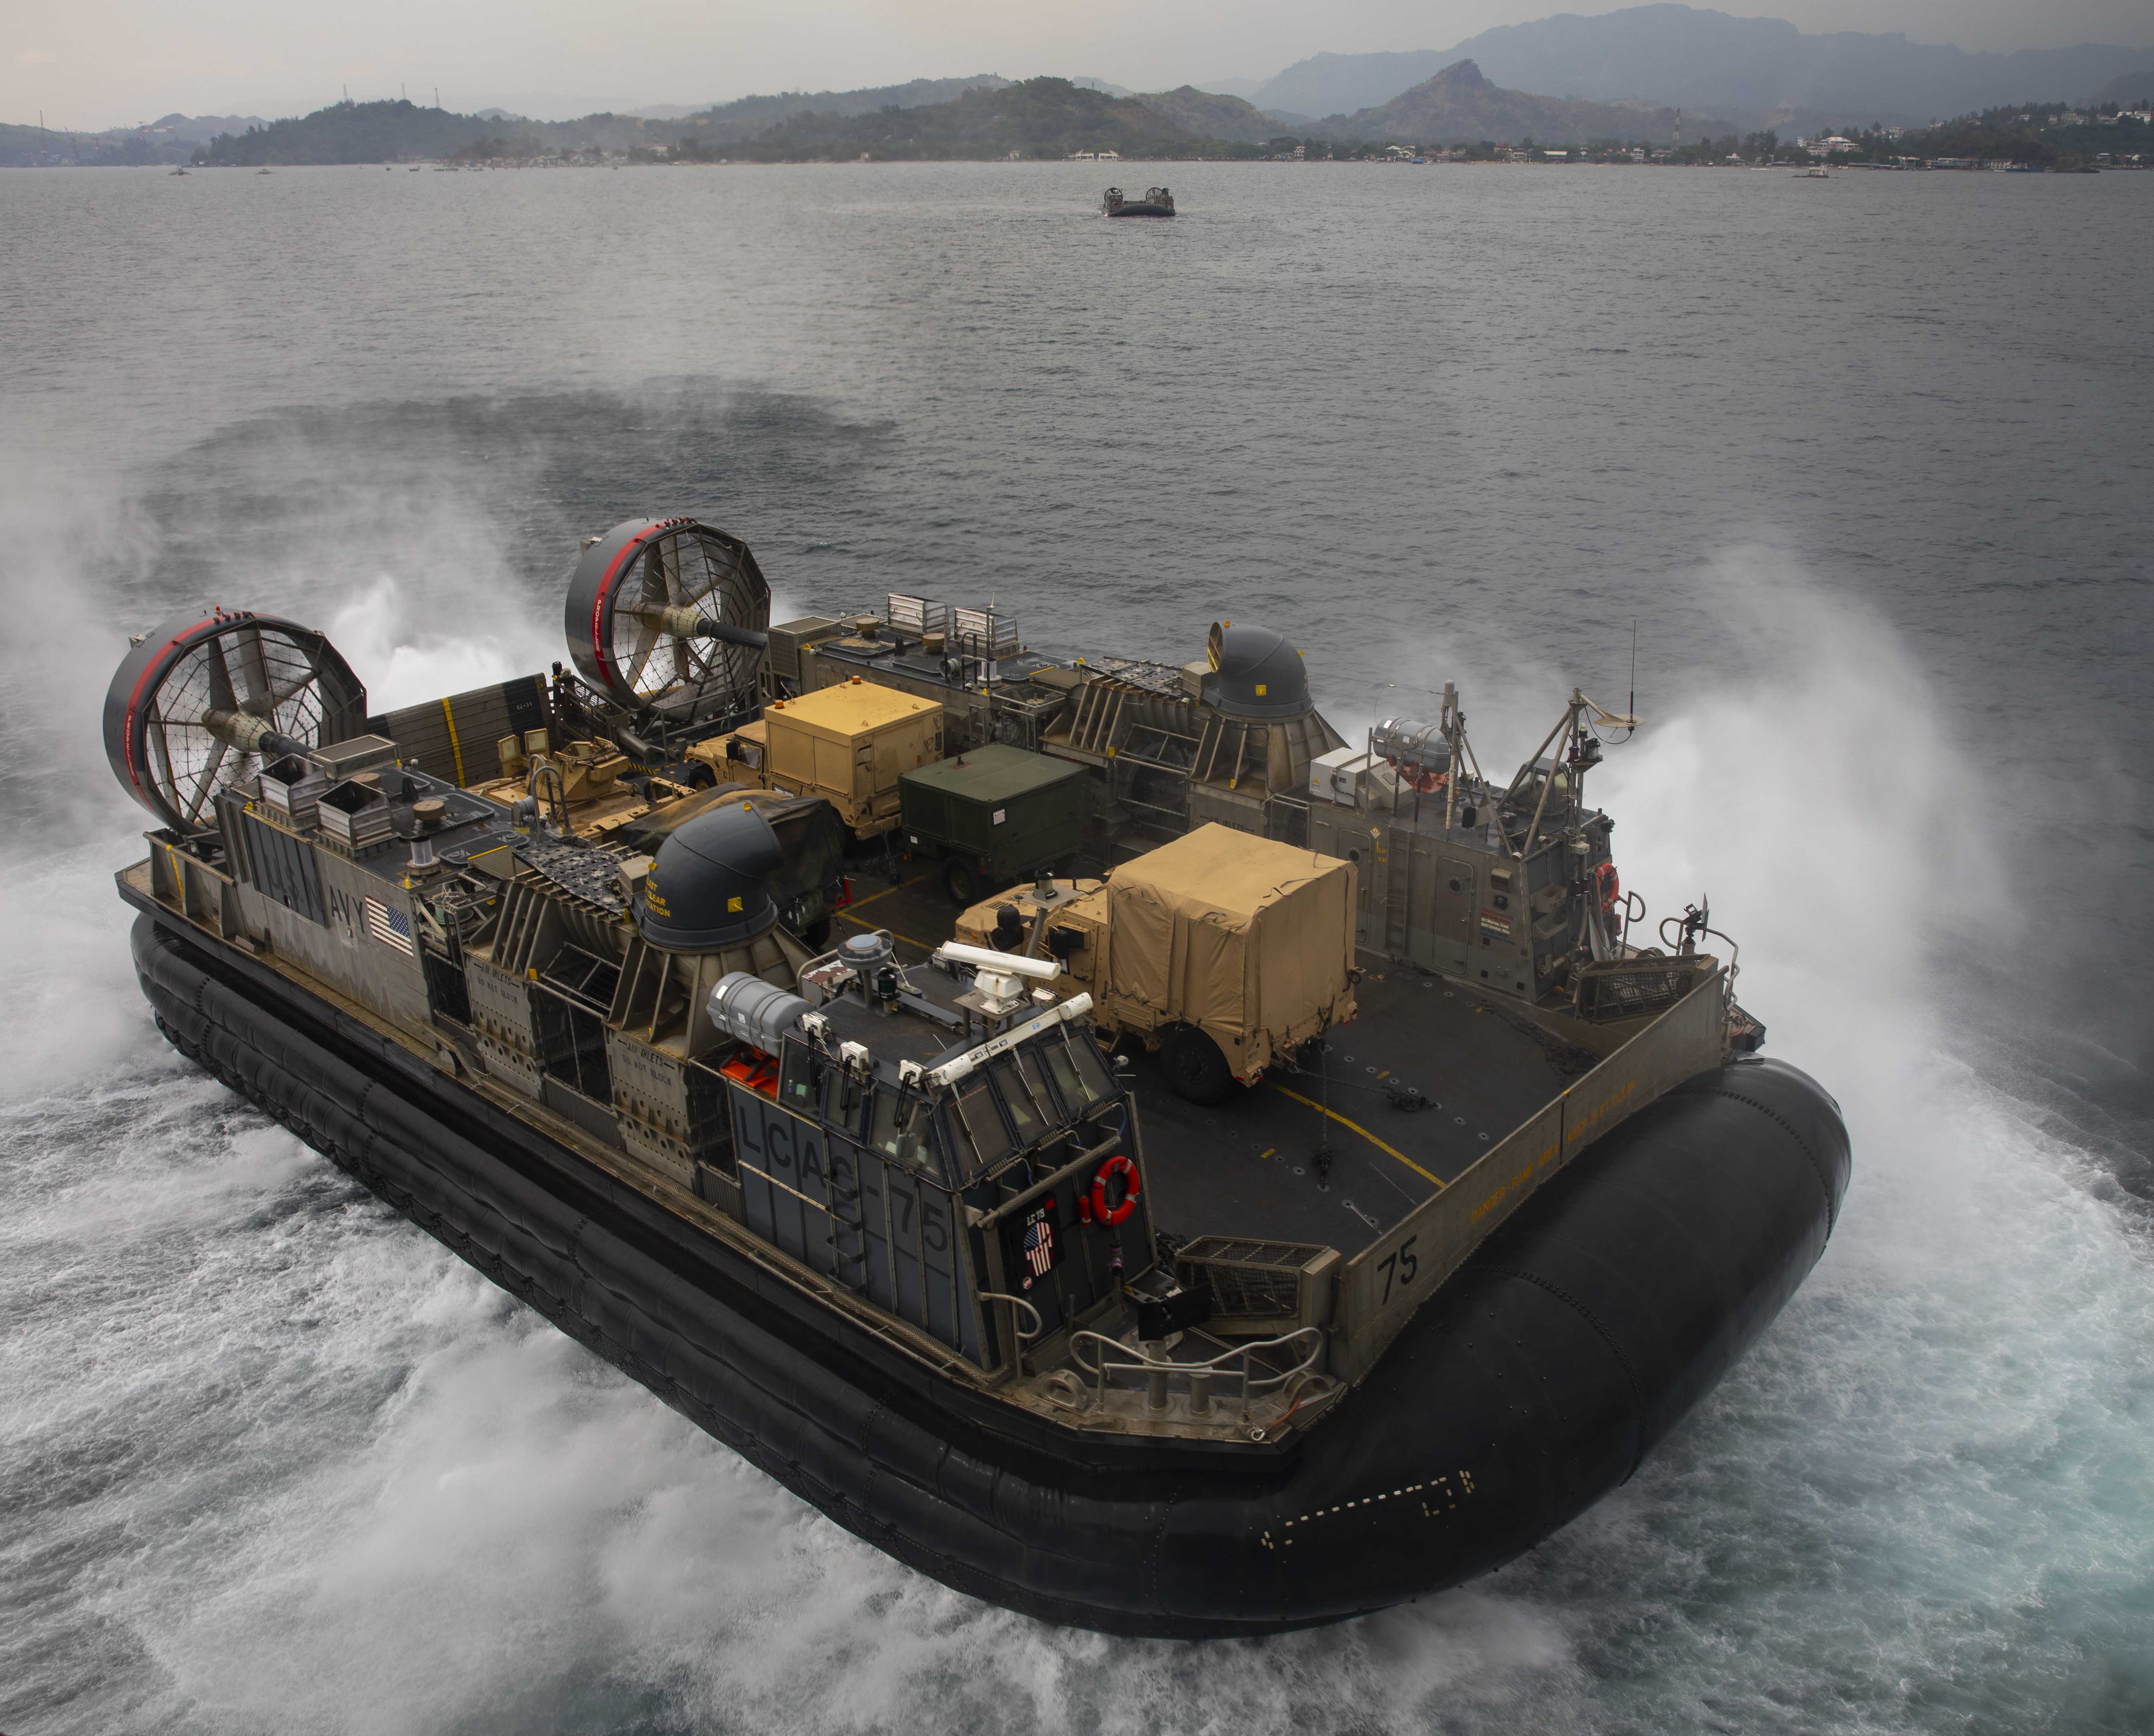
759 678 944 837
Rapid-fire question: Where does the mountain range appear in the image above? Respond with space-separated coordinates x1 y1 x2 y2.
1326 60 1719 148
2096 69 2154 106
1255 6 2154 130
728 79 1187 159
9 8 2151 167
658 76 1009 144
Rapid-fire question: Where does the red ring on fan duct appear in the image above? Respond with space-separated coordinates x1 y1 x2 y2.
561 516 771 712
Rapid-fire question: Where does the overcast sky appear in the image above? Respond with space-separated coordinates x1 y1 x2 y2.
11 0 2153 131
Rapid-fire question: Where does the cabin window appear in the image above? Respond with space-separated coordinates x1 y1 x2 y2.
829 1063 870 1134
1068 1030 1119 1105
1011 1046 1069 1125
1041 1037 1089 1116
921 1108 960 1182
990 1056 1047 1147
868 1083 904 1156
868 1081 936 1171
950 1076 1012 1171
779 1038 821 1113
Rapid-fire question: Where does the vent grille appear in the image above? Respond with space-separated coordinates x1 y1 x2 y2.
952 607 1019 660
886 594 949 637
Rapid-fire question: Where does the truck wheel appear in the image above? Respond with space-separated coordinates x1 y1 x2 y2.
1161 1026 1235 1106
941 855 982 907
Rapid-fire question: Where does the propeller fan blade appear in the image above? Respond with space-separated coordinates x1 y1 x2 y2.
150 718 180 807
204 634 237 716
273 656 319 705
636 544 668 616
185 739 229 823
235 625 272 715
624 617 660 694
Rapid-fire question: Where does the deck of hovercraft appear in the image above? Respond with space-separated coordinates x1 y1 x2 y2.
833 865 1575 1256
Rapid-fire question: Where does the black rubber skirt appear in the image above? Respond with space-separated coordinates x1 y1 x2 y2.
131 910 1850 1637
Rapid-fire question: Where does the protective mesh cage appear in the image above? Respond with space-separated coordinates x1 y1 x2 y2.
1175 1236 1334 1325
1575 958 1710 1022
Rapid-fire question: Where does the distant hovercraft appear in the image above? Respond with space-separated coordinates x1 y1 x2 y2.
1103 185 1175 217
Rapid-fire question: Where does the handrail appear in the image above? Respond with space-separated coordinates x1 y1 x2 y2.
525 760 568 833
971 1129 1123 1231
977 1291 1043 1341
1067 1325 1326 1414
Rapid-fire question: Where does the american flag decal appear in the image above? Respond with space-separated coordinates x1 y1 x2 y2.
1017 1198 1062 1288
364 895 415 957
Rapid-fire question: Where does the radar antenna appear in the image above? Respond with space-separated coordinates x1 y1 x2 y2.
1497 686 1641 859
1592 618 1640 743
563 517 771 723
102 610 367 834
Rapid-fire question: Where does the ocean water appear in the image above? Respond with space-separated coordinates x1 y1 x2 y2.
1 160 2148 1734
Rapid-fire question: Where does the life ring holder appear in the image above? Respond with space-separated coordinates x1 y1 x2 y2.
1091 1152 1140 1226
1591 862 1620 915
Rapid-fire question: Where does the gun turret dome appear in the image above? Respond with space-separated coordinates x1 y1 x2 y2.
638 799 783 950
1206 622 1312 720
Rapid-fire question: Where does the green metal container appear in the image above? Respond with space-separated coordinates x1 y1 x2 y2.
900 744 1088 905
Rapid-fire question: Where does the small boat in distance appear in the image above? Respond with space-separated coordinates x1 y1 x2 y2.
1103 185 1175 217
1793 166 1830 178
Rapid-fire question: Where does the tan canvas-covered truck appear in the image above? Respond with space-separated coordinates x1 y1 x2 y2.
687 677 943 840
956 823 1359 1104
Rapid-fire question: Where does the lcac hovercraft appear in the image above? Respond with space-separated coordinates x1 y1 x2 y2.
105 520 1847 1636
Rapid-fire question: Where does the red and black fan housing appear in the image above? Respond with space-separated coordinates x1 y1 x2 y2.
102 610 367 835
563 518 770 722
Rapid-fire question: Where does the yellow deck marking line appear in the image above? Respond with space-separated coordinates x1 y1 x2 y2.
840 871 931 913
439 698 468 785
1270 1084 1445 1188
836 907 937 953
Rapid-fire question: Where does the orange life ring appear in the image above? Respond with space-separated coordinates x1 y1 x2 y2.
1592 862 1620 914
1091 1153 1140 1226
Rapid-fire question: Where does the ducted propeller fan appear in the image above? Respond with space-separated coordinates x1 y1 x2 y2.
563 517 770 723
103 610 367 834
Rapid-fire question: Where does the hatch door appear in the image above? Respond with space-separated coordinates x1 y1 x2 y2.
1434 858 1474 972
